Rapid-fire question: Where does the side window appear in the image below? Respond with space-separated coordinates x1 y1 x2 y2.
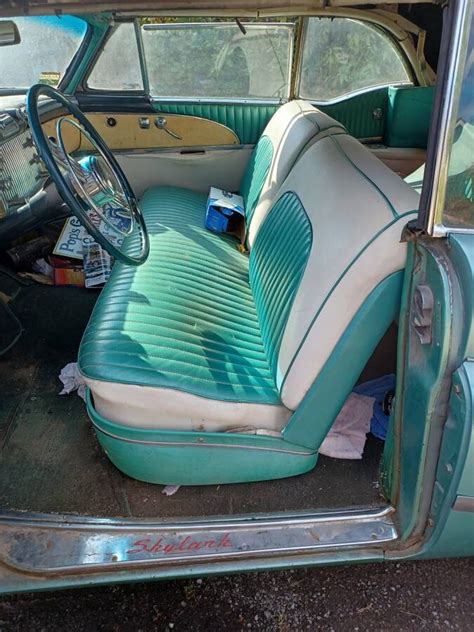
87 23 143 91
443 16 474 229
141 23 293 100
299 18 412 102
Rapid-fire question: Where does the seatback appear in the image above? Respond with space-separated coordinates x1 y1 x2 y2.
239 100 345 247
249 131 420 423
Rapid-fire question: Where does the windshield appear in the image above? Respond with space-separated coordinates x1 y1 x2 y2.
0 16 87 92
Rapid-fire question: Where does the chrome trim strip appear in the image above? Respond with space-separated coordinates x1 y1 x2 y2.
0 507 396 575
112 143 254 156
151 97 285 106
453 495 474 512
92 423 315 457
0 505 394 529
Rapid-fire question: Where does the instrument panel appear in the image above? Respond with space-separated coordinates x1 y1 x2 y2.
0 109 48 219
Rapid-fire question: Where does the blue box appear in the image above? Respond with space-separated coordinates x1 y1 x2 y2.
205 187 245 234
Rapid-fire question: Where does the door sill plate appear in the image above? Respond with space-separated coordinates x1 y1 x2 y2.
0 507 397 576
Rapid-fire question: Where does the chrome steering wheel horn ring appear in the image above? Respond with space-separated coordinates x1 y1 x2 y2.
56 117 134 239
26 84 149 266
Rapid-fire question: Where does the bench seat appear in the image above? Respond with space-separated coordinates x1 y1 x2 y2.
79 185 292 433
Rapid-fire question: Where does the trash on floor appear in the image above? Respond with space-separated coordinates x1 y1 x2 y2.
162 485 181 496
320 374 397 459
319 393 375 459
59 362 86 401
50 255 85 287
355 374 396 440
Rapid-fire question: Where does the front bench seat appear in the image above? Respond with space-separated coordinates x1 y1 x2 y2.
79 111 420 486
81 101 345 435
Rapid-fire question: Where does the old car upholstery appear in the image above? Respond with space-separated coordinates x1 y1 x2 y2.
79 101 346 432
79 103 419 457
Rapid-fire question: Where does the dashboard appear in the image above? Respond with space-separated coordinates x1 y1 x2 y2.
0 104 48 219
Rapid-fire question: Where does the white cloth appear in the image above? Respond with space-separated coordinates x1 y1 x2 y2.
59 362 86 402
319 393 375 459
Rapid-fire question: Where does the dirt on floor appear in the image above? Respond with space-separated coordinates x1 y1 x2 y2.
0 558 473 631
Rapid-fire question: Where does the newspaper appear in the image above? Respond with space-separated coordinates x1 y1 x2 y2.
53 204 132 288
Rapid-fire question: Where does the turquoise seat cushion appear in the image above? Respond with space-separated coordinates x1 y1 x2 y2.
240 135 273 224
79 186 281 405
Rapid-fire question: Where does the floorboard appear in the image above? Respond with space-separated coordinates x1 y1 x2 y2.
0 280 388 519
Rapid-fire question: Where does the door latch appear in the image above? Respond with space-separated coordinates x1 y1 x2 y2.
154 116 183 140
413 284 434 344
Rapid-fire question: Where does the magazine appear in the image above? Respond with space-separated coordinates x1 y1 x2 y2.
54 205 131 288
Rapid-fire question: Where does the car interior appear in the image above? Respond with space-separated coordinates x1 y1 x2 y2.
0 5 443 520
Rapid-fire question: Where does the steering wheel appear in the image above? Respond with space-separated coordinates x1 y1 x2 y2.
26 84 149 266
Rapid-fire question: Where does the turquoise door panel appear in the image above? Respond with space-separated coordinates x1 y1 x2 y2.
151 101 279 144
383 240 460 540
416 363 474 558
385 232 474 553
317 87 389 140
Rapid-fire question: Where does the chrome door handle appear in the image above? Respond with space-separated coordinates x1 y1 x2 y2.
154 116 182 140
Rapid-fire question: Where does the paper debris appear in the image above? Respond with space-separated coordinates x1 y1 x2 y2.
59 362 86 401
162 485 180 496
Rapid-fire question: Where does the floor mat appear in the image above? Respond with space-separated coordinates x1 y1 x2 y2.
0 284 387 518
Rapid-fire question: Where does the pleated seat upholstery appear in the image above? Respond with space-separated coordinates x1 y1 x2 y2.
79 100 420 447
79 185 311 432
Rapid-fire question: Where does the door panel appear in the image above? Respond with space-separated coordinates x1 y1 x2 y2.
317 87 388 141
151 102 279 145
116 146 253 199
370 147 426 178
42 112 239 152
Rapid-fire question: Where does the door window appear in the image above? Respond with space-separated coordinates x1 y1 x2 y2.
299 17 412 102
87 22 144 91
141 22 293 100
443 15 474 229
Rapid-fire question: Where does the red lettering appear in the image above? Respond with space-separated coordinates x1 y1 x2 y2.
217 533 232 548
150 538 163 553
127 533 234 556
126 538 151 554
177 536 193 552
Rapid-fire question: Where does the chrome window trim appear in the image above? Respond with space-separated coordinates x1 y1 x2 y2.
151 96 285 105
305 82 414 107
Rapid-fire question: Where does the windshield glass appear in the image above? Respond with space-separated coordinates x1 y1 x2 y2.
0 16 87 92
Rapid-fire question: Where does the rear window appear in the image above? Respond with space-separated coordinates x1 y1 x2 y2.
299 17 412 102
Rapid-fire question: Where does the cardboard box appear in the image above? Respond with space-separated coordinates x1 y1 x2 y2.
49 255 85 288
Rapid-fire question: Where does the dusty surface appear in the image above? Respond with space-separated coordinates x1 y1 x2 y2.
0 558 473 631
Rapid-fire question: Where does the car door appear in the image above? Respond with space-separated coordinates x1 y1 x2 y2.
381 1 474 557
66 19 293 198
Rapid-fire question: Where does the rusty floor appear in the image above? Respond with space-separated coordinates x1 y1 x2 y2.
0 279 392 519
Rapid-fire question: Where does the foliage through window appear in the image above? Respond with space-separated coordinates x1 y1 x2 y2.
87 22 144 91
299 18 412 102
141 23 293 100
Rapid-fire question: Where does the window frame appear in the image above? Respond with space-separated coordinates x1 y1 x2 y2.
82 19 294 105
417 0 474 236
82 19 148 96
295 15 416 105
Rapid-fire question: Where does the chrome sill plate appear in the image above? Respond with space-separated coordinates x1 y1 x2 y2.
0 507 397 576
